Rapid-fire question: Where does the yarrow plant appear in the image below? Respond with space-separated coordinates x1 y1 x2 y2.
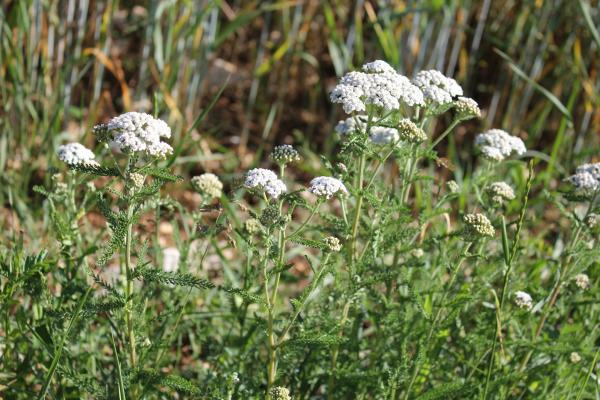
5 59 599 400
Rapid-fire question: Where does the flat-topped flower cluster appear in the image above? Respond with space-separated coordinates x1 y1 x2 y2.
566 162 600 196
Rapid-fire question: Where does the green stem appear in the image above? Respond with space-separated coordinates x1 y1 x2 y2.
429 119 460 150
277 253 331 346
349 153 366 265
125 201 136 370
288 202 320 239
400 144 419 205
365 145 396 192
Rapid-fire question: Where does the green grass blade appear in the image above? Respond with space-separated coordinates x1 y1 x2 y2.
494 48 572 121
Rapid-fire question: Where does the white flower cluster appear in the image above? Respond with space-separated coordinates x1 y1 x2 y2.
486 181 515 205
106 112 173 158
412 70 463 106
574 273 590 290
454 96 481 120
335 116 366 136
397 119 427 143
191 173 223 199
330 60 424 114
463 213 495 237
269 386 291 400
57 143 99 166
570 352 582 363
271 144 300 165
324 236 342 252
309 176 348 199
128 172 145 189
244 218 263 235
586 213 599 229
566 163 600 195
447 180 460 193
369 126 400 145
244 168 286 199
335 116 405 146
514 291 533 311
474 129 526 161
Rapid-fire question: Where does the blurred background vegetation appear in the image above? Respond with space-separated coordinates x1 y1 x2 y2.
1 0 599 239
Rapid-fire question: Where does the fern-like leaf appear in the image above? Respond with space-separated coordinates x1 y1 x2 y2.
134 266 215 290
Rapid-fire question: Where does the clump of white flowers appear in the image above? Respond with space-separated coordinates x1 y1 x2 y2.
475 129 527 162
447 180 460 194
324 236 342 252
191 173 223 199
565 163 600 196
102 112 173 158
269 386 291 400
514 291 533 310
454 97 481 120
128 172 145 189
412 69 463 107
574 273 590 290
244 168 286 199
397 119 427 143
585 213 599 229
330 60 424 114
308 176 348 199
570 352 582 363
244 218 263 235
57 143 99 166
411 248 424 258
271 144 300 165
369 126 399 146
335 116 367 136
463 213 495 238
486 181 516 205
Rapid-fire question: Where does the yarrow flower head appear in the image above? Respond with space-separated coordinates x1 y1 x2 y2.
397 119 427 143
514 291 533 310
244 168 286 199
105 112 173 158
361 59 396 74
330 61 424 114
128 172 145 189
244 218 263 235
447 180 460 194
324 236 342 252
570 352 582 363
486 181 515 205
412 70 463 108
269 386 291 400
369 126 399 146
475 129 526 162
463 213 495 238
454 97 481 120
191 173 223 199
271 144 300 165
565 163 600 196
574 273 590 290
57 143 99 166
335 116 367 136
309 176 348 199
411 248 424 258
585 213 599 229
